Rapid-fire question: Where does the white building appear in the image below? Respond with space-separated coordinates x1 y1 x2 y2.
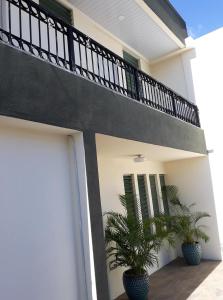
0 0 221 299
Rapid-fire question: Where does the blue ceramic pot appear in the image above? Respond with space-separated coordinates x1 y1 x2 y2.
123 270 149 300
182 242 201 265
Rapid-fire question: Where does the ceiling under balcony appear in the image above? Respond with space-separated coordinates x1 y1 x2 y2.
71 0 187 61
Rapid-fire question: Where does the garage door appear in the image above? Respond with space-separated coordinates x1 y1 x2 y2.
0 126 81 300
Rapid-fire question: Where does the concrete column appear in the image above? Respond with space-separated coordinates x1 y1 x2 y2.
83 131 110 300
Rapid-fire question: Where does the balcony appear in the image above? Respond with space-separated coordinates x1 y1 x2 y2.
0 0 200 127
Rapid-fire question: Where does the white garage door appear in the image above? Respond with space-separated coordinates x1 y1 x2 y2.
0 126 81 300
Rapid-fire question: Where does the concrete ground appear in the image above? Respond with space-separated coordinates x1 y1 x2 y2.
116 258 223 300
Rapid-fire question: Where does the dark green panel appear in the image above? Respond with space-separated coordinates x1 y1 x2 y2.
149 175 160 216
39 0 73 24
137 175 149 220
159 174 169 215
123 175 137 218
123 51 139 96
123 52 139 68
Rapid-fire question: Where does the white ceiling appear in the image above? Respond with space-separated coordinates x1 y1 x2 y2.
71 0 182 60
96 134 204 162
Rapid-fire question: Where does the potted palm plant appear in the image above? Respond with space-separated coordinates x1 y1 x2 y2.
166 186 210 265
104 195 174 300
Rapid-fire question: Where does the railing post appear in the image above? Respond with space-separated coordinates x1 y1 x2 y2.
134 69 141 101
171 92 177 116
67 26 75 72
195 106 201 127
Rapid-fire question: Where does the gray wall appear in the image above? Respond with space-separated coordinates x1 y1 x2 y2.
0 43 206 154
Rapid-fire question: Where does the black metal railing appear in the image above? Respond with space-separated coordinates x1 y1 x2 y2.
0 0 200 127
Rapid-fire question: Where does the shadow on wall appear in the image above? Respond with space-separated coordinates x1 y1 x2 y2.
182 47 197 104
150 44 197 106
165 156 222 261
116 257 221 300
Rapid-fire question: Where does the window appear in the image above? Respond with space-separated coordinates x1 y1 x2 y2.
137 175 150 220
159 174 170 215
39 0 73 24
123 51 139 69
123 51 139 96
149 175 160 216
123 175 137 218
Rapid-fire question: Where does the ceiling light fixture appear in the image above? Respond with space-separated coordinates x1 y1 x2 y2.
118 15 125 21
134 154 145 163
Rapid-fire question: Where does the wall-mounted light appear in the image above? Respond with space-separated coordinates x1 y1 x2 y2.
207 149 214 154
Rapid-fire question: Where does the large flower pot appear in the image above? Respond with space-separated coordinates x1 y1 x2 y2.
182 242 201 265
123 270 149 300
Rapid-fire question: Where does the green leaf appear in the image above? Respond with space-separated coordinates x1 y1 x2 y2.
165 185 210 244
104 194 174 274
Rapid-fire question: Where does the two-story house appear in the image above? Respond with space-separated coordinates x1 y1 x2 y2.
0 0 221 299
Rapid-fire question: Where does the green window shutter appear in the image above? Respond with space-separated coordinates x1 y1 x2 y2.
159 174 170 215
137 175 149 220
149 175 160 216
39 0 73 24
123 51 139 97
123 52 139 68
123 175 137 218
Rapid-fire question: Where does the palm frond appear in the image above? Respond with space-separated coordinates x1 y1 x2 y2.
193 211 211 224
165 185 210 244
104 194 173 274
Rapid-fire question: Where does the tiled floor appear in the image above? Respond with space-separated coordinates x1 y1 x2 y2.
116 258 222 300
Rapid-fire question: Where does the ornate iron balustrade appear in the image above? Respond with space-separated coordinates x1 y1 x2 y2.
0 0 200 127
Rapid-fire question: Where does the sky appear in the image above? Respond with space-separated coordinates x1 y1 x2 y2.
170 0 223 38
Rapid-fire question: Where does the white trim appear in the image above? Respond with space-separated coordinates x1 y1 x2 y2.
150 47 193 65
156 174 165 213
144 174 153 218
68 134 97 300
146 174 156 233
146 174 154 217
134 0 185 48
133 174 143 220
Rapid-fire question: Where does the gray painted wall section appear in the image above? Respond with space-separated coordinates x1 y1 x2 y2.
83 131 110 300
0 43 206 154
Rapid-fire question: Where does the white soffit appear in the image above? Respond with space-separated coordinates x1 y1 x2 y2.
71 0 183 60
96 134 204 162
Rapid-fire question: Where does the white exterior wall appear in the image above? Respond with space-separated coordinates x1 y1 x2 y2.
150 53 190 100
97 154 176 299
146 30 223 260
0 120 96 300
180 28 223 256
165 157 222 261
